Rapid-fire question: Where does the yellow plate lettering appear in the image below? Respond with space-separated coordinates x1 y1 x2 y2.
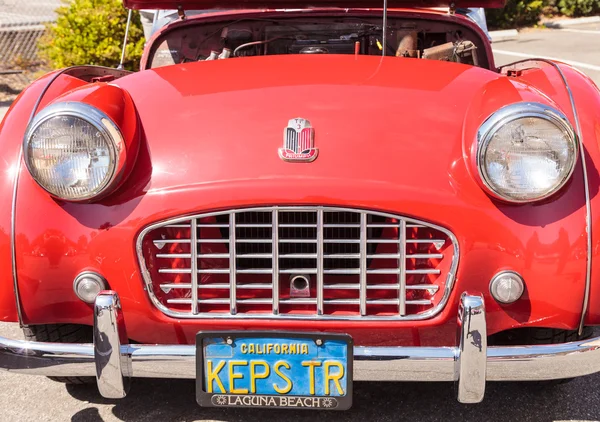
229 360 248 394
273 361 293 394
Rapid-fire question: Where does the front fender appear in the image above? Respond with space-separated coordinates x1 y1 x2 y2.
559 66 600 326
508 61 600 327
0 72 88 322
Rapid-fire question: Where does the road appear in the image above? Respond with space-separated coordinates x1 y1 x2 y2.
2 23 600 422
492 22 600 85
1 321 600 421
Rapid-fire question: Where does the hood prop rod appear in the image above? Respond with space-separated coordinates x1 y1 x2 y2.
382 0 388 56
117 9 133 70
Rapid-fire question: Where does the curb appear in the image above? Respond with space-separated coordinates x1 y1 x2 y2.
545 16 600 28
489 29 519 43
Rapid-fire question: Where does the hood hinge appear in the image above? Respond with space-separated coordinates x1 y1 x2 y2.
448 2 456 15
177 5 186 20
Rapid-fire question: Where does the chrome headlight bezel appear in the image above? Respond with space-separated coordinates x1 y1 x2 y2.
23 101 127 202
476 102 578 203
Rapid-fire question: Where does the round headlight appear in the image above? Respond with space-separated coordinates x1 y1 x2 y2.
24 102 125 201
477 103 578 203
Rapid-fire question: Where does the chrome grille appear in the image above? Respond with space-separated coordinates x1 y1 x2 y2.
137 207 458 320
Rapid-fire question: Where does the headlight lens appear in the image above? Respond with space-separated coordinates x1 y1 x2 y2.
477 103 578 203
24 102 125 201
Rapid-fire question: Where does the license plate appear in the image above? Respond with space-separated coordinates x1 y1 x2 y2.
196 332 352 410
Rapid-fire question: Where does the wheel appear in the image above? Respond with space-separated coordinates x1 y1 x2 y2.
23 324 95 385
488 326 595 386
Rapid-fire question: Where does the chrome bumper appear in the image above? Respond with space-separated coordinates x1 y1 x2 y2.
1 291 600 404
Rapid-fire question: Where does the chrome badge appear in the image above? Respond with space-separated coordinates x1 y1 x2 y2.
279 118 318 162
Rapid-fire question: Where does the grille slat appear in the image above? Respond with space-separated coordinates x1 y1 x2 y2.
190 219 199 314
229 213 237 315
359 213 367 316
158 269 192 274
157 253 191 258
399 219 407 316
272 209 280 315
139 206 458 320
316 209 324 315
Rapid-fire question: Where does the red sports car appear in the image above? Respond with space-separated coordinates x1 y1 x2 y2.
1 0 600 410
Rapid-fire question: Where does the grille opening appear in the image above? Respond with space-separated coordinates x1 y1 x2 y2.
140 207 457 319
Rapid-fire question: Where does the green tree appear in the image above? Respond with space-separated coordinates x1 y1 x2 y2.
558 0 600 17
39 0 145 71
486 0 546 29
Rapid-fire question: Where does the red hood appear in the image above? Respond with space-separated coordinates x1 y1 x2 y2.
105 55 556 197
124 0 504 10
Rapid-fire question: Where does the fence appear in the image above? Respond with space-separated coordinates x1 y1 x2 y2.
0 0 60 99
0 0 60 66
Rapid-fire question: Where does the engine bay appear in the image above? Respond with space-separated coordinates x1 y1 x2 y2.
147 14 489 69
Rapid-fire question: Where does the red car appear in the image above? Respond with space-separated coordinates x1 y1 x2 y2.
1 0 600 410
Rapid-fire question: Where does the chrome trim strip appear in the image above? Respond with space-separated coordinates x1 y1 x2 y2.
552 65 591 336
272 209 279 315
359 212 367 316
11 68 69 326
398 220 407 316
190 220 199 315
135 206 459 321
94 291 130 398
316 208 324 315
229 213 237 315
10 149 25 326
456 293 486 404
499 59 591 335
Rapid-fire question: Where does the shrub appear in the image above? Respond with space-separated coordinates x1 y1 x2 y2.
486 0 546 29
558 0 600 16
39 0 145 71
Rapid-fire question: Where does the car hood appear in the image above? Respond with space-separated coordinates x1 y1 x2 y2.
105 55 556 199
124 0 505 10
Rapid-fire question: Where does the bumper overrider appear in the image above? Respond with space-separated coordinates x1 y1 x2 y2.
1 292 600 404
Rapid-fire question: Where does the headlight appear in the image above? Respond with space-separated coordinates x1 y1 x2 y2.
476 102 578 203
24 102 126 201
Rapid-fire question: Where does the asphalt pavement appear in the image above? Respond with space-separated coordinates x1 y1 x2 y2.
2 24 600 422
1 320 600 422
492 23 600 85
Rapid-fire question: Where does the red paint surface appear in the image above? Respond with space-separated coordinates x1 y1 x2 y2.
124 1 506 10
0 73 88 322
0 54 594 346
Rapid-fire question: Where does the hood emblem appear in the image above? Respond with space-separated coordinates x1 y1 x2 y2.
279 118 318 162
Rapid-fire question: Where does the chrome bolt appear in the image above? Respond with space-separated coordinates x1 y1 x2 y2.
226 338 233 345
316 339 323 346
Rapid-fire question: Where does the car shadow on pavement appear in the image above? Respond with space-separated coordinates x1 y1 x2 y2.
67 376 600 422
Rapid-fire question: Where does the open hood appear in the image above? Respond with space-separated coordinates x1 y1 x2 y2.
124 0 505 10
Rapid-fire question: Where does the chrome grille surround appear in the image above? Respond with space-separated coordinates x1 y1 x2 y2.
136 206 459 320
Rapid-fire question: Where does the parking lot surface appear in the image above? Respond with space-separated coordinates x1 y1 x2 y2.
2 322 600 422
492 23 600 85
2 24 600 422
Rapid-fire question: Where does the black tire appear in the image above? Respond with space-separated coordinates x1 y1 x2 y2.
488 326 595 386
23 324 95 385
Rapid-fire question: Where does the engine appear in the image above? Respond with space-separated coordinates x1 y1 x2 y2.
147 15 487 69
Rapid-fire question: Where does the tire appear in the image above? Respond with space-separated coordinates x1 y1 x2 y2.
23 324 95 385
488 326 595 386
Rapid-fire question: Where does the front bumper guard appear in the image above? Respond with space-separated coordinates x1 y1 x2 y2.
1 291 600 404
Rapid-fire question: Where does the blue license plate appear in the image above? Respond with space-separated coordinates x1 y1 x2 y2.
196 332 352 410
